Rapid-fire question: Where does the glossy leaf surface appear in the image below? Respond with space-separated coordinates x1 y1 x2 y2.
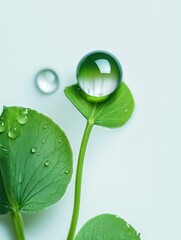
0 106 72 214
64 83 134 128
75 214 141 240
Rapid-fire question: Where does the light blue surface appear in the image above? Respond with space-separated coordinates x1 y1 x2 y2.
0 1 181 240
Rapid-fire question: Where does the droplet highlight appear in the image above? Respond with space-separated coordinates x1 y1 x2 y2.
0 121 6 133
77 51 122 102
35 69 59 94
8 128 18 139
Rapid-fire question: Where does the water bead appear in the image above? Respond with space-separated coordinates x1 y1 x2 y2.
8 128 18 139
31 147 37 153
17 115 28 125
44 160 50 167
0 121 6 133
76 51 123 102
65 168 70 174
35 69 59 94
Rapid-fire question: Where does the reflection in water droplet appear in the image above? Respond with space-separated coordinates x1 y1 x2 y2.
31 147 37 153
0 121 6 133
35 69 59 94
44 160 50 167
65 168 70 174
17 115 28 125
77 51 122 102
8 128 18 139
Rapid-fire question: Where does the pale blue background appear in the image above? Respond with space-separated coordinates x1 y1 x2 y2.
0 0 181 239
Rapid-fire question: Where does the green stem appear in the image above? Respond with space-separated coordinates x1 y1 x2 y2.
11 208 25 240
67 120 93 240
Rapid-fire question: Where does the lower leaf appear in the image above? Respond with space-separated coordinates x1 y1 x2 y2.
75 214 141 240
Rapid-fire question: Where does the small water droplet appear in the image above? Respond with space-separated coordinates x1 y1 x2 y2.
8 128 18 139
43 124 47 129
19 170 24 184
1 147 8 153
35 69 59 94
77 51 122 102
53 150 56 154
65 168 70 174
37 152 40 156
126 223 130 228
23 108 29 115
58 138 62 143
17 115 28 125
57 144 61 149
44 160 50 167
31 147 37 153
0 121 6 133
124 108 128 113
41 140 45 143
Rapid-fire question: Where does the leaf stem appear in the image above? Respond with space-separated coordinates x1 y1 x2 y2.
11 207 25 240
67 120 93 240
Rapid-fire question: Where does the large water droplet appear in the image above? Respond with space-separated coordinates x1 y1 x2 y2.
44 160 50 167
8 128 18 139
0 121 6 133
31 147 37 153
35 69 59 94
77 51 123 102
17 115 28 125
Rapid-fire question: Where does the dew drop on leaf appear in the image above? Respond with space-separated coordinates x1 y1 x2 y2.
65 168 70 174
1 147 8 153
17 115 28 125
44 160 50 167
8 128 18 139
31 147 37 153
41 140 45 143
76 50 123 102
19 170 24 184
43 124 47 129
0 121 6 133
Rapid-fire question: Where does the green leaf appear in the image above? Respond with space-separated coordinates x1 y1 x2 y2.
75 214 141 240
0 106 73 214
64 83 134 128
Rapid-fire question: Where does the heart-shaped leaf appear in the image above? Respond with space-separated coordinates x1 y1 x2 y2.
75 214 141 240
0 106 72 213
64 83 134 128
